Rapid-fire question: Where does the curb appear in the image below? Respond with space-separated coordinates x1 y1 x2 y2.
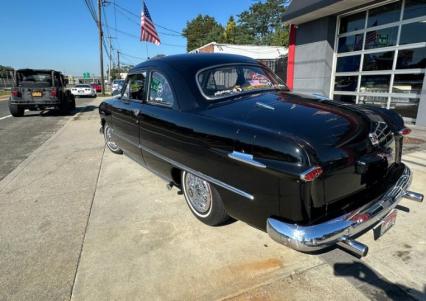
0 99 100 193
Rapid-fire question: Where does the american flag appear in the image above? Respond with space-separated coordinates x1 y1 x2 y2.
140 2 160 45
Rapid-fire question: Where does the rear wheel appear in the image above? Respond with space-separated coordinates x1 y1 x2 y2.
9 103 24 117
70 96 76 110
104 124 123 154
182 171 229 226
59 97 71 115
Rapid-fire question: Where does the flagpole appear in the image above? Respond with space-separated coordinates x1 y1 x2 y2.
146 41 149 60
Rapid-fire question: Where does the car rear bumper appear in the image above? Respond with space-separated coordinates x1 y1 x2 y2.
71 92 95 96
9 99 60 105
267 165 423 256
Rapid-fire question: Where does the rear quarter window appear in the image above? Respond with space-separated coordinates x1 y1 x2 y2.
148 72 174 107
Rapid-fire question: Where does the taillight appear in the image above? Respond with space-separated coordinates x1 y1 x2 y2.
399 128 411 136
50 88 57 97
300 166 323 182
11 88 21 97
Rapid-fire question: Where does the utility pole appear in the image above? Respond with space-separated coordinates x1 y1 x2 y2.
97 0 105 96
117 50 120 74
107 36 114 84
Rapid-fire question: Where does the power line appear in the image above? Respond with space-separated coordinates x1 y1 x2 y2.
120 51 146 60
113 2 184 36
113 7 181 37
104 24 185 48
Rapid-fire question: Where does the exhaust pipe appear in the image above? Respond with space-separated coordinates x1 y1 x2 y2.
337 238 369 257
404 191 424 202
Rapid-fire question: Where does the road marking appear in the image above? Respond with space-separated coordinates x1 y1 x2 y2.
0 115 12 121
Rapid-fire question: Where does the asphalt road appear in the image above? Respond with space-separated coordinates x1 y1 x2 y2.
0 97 100 181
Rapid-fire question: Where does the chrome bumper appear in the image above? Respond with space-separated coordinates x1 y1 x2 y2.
267 165 423 256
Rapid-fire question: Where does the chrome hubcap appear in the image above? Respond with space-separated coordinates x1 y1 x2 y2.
184 173 212 214
105 126 119 151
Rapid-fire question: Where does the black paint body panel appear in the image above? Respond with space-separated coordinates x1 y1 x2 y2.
99 53 406 229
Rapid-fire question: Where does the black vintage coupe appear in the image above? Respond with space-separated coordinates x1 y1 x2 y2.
99 54 423 257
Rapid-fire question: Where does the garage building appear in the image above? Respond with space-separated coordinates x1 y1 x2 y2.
283 0 426 125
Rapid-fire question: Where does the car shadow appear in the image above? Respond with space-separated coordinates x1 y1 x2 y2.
333 261 425 300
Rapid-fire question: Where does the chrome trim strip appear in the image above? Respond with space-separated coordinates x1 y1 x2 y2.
111 129 254 200
141 145 255 200
255 101 275 111
228 151 266 169
267 165 421 252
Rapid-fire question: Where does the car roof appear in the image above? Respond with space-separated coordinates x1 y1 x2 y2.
17 69 60 73
133 53 258 73
129 53 262 111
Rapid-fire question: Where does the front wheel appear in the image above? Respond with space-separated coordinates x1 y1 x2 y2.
181 171 229 226
104 124 123 154
9 103 24 117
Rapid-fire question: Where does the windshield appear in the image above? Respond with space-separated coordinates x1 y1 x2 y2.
76 85 90 88
113 80 124 85
197 64 288 100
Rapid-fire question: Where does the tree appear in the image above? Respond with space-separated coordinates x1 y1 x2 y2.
182 1 289 50
224 16 237 43
0 65 13 78
182 15 224 51
237 0 289 46
109 64 134 80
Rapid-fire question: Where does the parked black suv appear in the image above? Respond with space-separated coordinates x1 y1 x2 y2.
9 69 75 117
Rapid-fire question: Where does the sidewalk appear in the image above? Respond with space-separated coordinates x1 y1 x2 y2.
0 99 104 300
0 101 425 300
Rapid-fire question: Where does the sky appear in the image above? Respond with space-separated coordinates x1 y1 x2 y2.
0 0 259 76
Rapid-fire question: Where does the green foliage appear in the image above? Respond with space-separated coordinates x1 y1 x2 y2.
183 0 289 50
224 16 237 43
0 65 14 78
109 65 134 80
182 15 224 52
238 0 288 46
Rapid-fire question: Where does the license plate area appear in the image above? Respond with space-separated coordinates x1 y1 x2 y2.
373 209 397 240
32 91 42 97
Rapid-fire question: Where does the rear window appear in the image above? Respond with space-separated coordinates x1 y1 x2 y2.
17 70 52 87
76 85 90 88
197 64 287 100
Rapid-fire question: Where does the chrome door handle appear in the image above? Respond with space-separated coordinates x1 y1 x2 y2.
228 151 266 168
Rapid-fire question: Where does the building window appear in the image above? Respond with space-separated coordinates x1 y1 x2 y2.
364 27 398 49
396 47 426 69
332 0 426 123
393 73 425 94
340 12 366 33
338 34 363 52
335 76 358 91
400 22 426 44
336 55 361 72
404 0 426 19
367 1 401 27
363 51 395 71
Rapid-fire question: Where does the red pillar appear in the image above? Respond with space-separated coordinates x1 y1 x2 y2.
287 24 296 90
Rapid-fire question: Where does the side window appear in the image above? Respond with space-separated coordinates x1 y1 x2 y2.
148 72 174 107
122 72 146 101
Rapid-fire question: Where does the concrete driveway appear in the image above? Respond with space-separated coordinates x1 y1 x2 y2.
0 98 425 300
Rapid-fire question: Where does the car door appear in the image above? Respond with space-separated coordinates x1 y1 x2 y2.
138 71 180 178
138 70 238 187
111 72 147 163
